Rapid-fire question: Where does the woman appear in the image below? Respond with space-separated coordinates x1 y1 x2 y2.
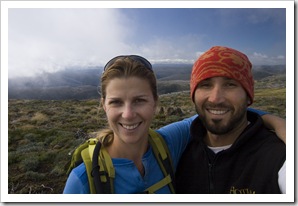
63 55 286 194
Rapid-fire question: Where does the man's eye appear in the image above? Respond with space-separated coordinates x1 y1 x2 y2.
197 83 211 88
135 99 146 104
225 82 238 87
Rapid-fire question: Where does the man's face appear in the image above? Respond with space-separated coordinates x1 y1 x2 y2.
193 76 250 135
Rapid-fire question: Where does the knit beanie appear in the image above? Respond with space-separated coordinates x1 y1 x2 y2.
190 46 254 105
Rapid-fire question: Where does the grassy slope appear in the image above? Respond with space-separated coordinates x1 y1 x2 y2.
8 81 286 193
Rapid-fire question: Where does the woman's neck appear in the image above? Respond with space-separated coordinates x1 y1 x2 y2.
107 138 148 177
106 137 149 162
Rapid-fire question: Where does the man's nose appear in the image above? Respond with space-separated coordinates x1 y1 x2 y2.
208 86 225 103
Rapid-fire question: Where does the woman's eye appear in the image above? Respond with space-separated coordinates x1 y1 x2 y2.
109 100 122 105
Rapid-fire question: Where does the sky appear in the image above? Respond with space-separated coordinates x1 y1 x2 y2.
6 3 288 78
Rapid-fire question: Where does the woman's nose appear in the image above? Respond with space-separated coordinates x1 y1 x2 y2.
122 104 136 119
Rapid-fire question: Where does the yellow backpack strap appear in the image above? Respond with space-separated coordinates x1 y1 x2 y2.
81 138 98 194
66 140 89 175
147 128 176 193
88 139 97 161
69 138 115 194
97 146 115 193
144 174 172 194
90 140 116 194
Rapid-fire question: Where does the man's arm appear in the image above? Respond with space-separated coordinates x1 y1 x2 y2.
262 114 286 144
248 108 286 144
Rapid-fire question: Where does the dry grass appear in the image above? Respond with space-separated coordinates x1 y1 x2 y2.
31 112 49 125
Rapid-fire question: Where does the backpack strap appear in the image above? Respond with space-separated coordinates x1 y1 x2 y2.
98 145 115 193
91 141 104 193
91 140 116 194
147 128 176 193
143 174 172 193
66 141 89 175
87 129 175 194
81 138 98 194
66 138 111 194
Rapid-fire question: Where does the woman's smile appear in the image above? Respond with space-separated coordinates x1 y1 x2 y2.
120 122 142 130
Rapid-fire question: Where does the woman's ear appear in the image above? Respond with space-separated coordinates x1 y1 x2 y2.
101 98 106 111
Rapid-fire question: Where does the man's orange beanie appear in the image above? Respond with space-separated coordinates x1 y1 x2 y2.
190 46 254 105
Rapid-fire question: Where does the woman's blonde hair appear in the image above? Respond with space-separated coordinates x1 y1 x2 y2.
96 56 158 146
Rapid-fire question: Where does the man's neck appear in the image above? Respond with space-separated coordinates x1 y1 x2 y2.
205 120 249 147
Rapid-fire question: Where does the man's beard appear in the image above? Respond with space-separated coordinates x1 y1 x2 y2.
195 102 247 135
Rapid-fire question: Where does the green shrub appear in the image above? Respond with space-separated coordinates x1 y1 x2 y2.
18 143 43 153
23 133 39 142
25 171 46 181
8 151 21 165
20 156 40 172
50 165 66 177
38 150 57 163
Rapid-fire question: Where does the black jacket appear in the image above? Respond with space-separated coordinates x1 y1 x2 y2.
176 111 286 194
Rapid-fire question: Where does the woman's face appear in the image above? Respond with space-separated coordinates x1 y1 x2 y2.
102 76 157 145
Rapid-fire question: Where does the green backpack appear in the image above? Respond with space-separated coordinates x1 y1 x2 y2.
66 129 175 194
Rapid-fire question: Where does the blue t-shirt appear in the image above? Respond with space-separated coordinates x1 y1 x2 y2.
63 108 266 194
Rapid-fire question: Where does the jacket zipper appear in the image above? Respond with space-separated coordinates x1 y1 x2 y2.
208 153 219 193
208 163 214 193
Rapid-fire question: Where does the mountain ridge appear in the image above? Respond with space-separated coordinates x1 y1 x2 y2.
8 64 286 100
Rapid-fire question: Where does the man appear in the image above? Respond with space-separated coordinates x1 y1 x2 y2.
175 46 286 194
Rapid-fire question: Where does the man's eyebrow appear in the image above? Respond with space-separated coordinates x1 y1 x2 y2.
134 95 150 98
198 78 211 82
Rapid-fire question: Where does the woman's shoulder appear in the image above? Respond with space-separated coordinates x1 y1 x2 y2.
63 162 90 194
67 162 89 186
72 162 87 177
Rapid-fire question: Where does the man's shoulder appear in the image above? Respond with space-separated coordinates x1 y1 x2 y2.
250 125 286 162
247 111 283 143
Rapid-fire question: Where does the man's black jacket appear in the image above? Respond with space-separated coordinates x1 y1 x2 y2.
175 111 286 194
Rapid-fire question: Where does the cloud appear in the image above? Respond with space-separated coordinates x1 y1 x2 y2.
8 8 286 78
8 8 202 78
249 52 285 65
8 8 134 78
277 55 285 60
253 52 268 59
138 34 204 64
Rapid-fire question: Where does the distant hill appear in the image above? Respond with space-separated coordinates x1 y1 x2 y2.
153 64 192 81
252 65 286 80
8 64 286 100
